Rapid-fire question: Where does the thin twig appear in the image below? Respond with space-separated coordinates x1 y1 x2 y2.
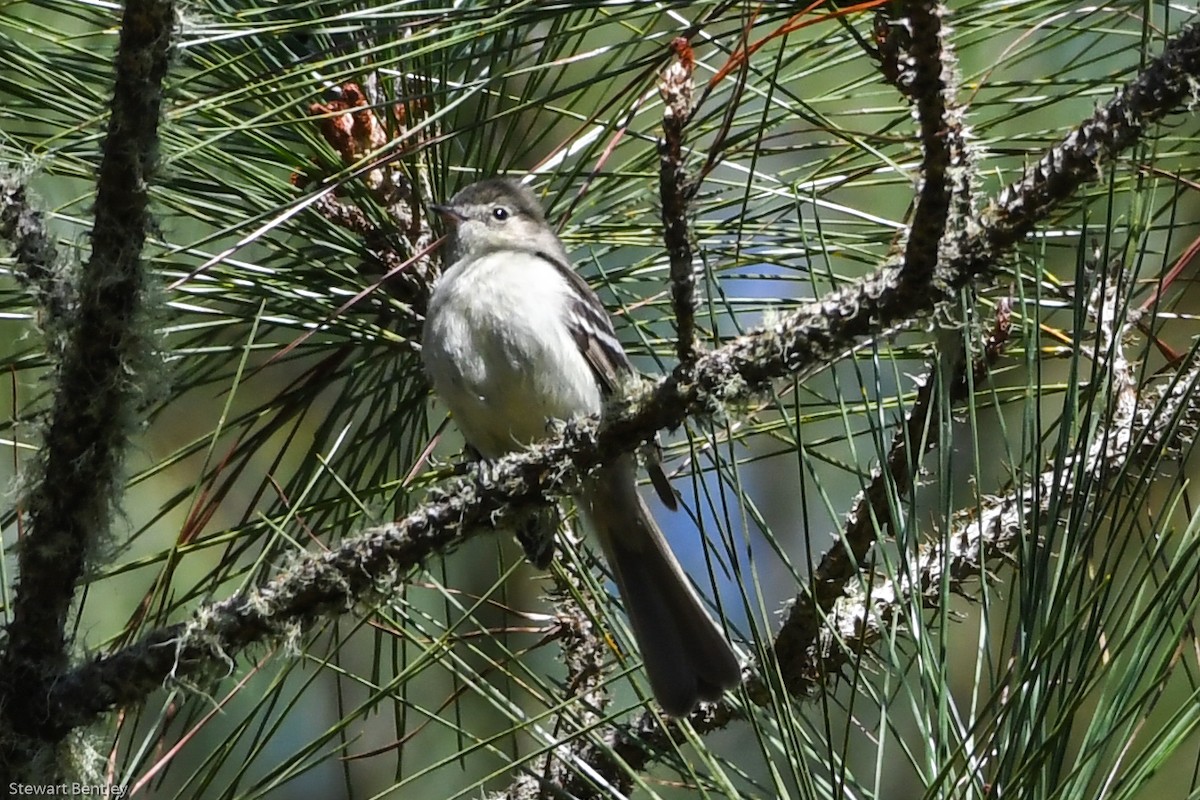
896 0 956 288
658 36 699 364
496 571 628 799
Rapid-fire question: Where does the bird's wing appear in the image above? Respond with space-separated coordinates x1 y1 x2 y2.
537 249 678 511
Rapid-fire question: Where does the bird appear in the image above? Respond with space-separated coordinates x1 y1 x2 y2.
421 177 740 715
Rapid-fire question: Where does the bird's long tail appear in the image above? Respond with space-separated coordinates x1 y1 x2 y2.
584 457 740 715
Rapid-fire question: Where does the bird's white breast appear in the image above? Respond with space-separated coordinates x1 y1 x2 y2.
422 250 603 458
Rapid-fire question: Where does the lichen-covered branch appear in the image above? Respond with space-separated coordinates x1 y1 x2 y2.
0 175 69 328
770 0 976 697
586 279 1196 787
794 271 1143 693
976 23 1200 261
0 0 175 763
772 298 1010 695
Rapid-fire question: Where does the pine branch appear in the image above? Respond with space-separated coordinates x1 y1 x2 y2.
773 0 976 696
805 267 1143 692
0 0 175 773
36 18 1200 751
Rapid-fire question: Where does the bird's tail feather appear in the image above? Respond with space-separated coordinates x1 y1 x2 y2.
585 459 740 716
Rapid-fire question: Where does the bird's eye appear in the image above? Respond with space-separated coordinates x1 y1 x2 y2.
491 206 509 221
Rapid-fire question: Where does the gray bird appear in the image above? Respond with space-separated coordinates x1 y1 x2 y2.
421 178 740 715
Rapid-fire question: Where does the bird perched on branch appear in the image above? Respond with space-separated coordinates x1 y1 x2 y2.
421 177 740 715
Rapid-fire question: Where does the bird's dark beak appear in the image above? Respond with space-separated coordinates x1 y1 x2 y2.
430 203 466 223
